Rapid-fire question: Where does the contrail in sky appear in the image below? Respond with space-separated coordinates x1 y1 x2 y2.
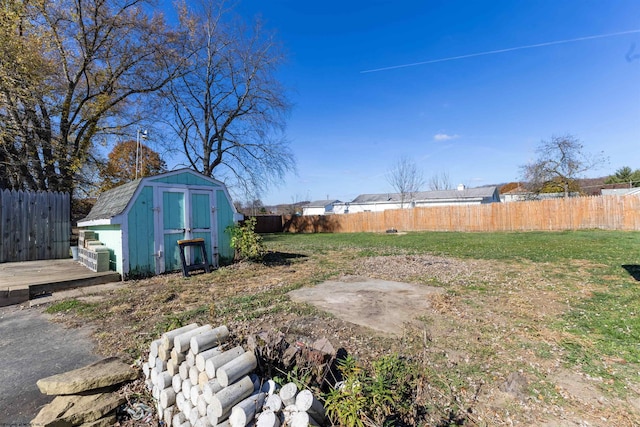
361 29 640 73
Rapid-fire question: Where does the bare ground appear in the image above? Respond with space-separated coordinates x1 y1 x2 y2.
45 250 640 426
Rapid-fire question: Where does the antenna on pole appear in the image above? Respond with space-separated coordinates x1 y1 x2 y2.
135 129 148 179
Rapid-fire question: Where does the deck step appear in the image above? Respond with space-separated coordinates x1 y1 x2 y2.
29 272 121 298
0 288 30 307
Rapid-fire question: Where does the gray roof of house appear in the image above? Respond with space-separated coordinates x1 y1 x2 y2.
351 186 497 204
81 179 142 222
304 199 341 208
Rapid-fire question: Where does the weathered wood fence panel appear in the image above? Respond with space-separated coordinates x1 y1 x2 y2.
283 195 640 233
251 215 284 233
0 189 70 262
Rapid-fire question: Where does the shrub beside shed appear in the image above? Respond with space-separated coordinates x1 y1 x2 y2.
77 169 241 278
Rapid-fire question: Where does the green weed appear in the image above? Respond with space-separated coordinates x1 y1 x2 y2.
45 299 98 316
324 354 419 427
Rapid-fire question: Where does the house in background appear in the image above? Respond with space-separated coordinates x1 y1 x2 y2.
77 169 241 278
499 183 531 203
333 185 500 214
601 188 640 196
301 200 342 216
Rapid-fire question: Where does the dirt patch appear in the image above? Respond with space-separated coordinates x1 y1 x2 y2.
288 276 444 334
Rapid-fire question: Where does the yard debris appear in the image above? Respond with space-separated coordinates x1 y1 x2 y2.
143 323 332 426
122 401 154 422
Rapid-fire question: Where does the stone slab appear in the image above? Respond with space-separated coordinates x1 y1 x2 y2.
78 413 117 427
37 357 138 396
30 392 123 427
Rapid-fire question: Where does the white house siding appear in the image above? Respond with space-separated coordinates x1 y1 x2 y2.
301 200 341 216
333 187 500 214
302 206 329 216
332 201 405 214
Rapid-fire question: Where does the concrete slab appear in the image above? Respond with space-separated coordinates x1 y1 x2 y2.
288 276 444 335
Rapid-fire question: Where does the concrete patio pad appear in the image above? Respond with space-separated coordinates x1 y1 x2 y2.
288 276 444 335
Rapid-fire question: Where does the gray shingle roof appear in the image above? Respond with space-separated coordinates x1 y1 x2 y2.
351 193 398 203
351 186 497 204
81 179 142 222
304 199 341 207
414 186 498 200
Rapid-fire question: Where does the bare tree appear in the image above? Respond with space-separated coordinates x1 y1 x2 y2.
387 156 425 208
0 0 180 194
520 134 607 198
164 0 294 198
428 171 452 190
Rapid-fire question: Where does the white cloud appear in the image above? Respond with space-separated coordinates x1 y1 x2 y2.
433 133 459 141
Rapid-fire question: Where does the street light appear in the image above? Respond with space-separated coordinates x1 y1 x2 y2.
135 129 148 179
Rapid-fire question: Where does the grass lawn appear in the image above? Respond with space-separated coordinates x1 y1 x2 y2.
264 230 640 364
47 230 640 426
264 230 640 424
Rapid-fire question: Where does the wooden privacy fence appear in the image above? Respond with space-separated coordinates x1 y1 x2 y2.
251 215 284 233
283 195 640 233
0 189 70 262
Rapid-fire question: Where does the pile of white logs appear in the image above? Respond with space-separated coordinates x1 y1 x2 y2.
143 323 328 427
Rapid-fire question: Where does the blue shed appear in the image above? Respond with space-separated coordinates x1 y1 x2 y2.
77 169 241 278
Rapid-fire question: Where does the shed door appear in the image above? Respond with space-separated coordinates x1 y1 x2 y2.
190 190 218 268
158 188 217 274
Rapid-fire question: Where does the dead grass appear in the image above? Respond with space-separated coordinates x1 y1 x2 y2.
47 247 640 426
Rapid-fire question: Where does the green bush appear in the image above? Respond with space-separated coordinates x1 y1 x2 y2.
324 354 417 427
226 217 266 261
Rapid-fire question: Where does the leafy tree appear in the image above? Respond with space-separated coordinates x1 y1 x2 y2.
387 156 425 207
520 134 607 198
499 182 524 194
99 140 166 191
539 177 581 194
604 166 640 187
0 0 180 194
164 0 294 197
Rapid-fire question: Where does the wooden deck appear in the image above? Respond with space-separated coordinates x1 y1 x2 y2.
0 259 120 307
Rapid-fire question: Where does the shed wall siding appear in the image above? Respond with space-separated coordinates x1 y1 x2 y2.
127 186 156 277
152 173 220 187
216 190 234 262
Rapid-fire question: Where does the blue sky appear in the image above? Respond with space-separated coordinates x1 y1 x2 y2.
171 1 640 205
